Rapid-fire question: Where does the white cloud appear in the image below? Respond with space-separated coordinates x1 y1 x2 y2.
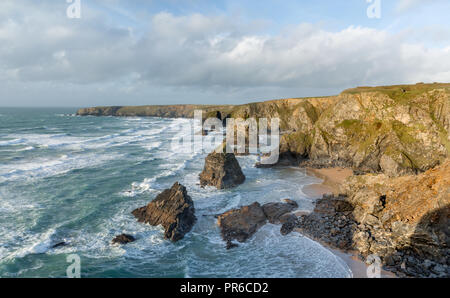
0 0 449 106
396 0 438 12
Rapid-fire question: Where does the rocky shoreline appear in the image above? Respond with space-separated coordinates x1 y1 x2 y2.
297 161 449 278
79 83 449 278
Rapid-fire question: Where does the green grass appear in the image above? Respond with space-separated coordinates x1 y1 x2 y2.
343 83 450 105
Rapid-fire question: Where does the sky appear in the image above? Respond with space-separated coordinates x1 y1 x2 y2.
0 0 449 107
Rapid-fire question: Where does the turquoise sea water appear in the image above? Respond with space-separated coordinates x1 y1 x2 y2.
0 108 352 278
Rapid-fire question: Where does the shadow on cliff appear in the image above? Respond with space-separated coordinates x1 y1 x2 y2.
381 204 449 277
298 198 450 278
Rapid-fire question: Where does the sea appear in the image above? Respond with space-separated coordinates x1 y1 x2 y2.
0 108 352 278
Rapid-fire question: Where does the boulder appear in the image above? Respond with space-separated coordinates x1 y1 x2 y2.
280 213 298 236
262 201 298 224
132 182 196 242
199 152 245 189
217 202 267 243
112 234 136 245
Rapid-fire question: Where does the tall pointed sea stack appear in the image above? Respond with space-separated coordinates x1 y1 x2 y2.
132 182 196 242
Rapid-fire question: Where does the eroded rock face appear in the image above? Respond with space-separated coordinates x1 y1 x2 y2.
112 234 136 245
297 160 450 277
132 182 196 242
217 200 299 247
308 89 449 176
77 84 449 177
199 153 245 189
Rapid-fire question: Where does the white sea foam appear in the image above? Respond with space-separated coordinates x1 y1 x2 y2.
120 159 188 197
0 138 27 146
0 153 121 183
0 116 353 277
17 146 35 152
2 228 57 261
121 177 157 197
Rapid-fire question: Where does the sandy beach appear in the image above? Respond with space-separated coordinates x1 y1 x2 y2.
305 167 354 193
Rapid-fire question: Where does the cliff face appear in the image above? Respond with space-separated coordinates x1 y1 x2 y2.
342 160 449 277
76 104 235 118
307 88 449 176
277 84 450 177
297 160 449 277
77 83 450 176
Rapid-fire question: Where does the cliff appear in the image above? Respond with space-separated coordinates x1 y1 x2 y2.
76 104 235 118
78 83 450 277
77 83 450 177
297 159 450 277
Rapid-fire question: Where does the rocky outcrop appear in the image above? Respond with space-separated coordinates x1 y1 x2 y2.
217 200 299 248
132 182 196 242
307 87 449 176
199 152 245 189
296 195 357 251
218 202 267 245
297 160 450 277
228 83 449 177
279 213 298 236
262 199 298 224
112 234 136 245
77 83 449 177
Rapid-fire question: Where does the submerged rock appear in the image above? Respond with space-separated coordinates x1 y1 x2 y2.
51 242 67 249
112 234 136 245
132 182 196 242
199 152 245 189
226 240 239 250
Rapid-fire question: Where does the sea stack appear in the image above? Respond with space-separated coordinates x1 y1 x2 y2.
199 152 246 189
217 202 267 244
132 182 196 242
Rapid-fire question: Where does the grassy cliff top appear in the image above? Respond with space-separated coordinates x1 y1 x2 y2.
77 82 450 118
342 82 450 100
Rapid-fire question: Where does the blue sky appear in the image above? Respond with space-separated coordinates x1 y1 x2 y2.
0 0 449 107
91 0 450 35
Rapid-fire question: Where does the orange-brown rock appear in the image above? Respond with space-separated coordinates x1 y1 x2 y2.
297 160 450 277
